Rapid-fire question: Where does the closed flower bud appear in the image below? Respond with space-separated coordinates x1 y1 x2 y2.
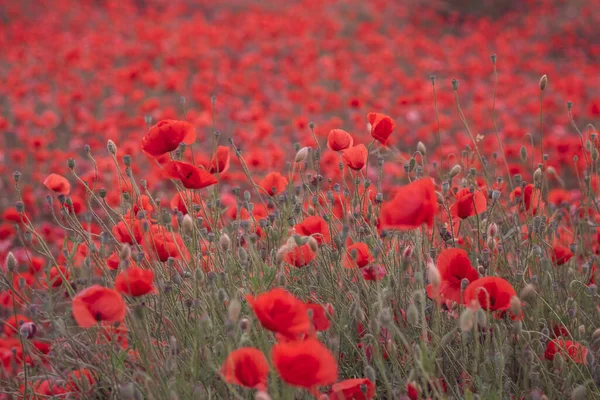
539 74 548 91
219 233 231 251
307 236 318 252
239 317 251 332
182 214 194 236
295 147 310 163
520 284 536 302
228 299 242 322
364 365 376 383
417 141 427 155
107 139 117 155
487 223 498 238
449 164 461 178
427 263 441 287
120 244 131 261
255 391 272 400
5 252 17 272
553 352 564 370
459 308 474 333
406 303 419 326
533 168 542 184
520 145 527 163
510 296 522 316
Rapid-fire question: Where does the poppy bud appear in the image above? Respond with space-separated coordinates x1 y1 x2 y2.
13 171 21 183
364 365 376 383
119 382 139 400
553 352 564 370
255 391 272 400
219 233 231 251
461 278 470 291
417 141 426 155
307 236 318 252
5 252 17 272
295 147 310 163
487 224 498 238
459 308 474 333
67 158 75 170
107 139 117 155
427 263 441 287
449 164 461 178
227 299 242 322
238 317 251 332
119 244 131 261
406 303 419 326
520 145 527 163
533 168 542 185
539 74 548 91
510 296 522 316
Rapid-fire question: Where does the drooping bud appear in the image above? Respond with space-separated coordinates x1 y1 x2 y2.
182 215 194 236
449 164 461 178
427 263 441 287
107 139 117 155
520 284 536 302
307 236 318 252
539 75 548 91
295 147 310 163
219 233 231 251
459 308 474 333
417 141 427 155
510 296 522 316
5 252 17 272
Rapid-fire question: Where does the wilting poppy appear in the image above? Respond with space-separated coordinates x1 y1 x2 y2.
43 173 71 195
380 179 438 230
72 285 126 328
294 216 331 245
427 248 479 304
209 146 231 174
163 160 217 189
327 129 354 151
343 242 374 269
450 188 487 219
246 288 310 339
463 277 516 311
271 338 338 388
342 144 368 171
368 112 394 145
220 347 269 390
3 314 32 337
141 119 196 157
544 339 588 364
115 266 156 296
330 378 376 400
260 172 289 196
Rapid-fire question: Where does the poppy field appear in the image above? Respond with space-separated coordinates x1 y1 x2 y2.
1 0 600 398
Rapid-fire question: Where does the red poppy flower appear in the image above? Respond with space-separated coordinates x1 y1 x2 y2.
246 288 310 340
72 285 126 328
163 160 217 189
260 172 289 196
220 347 269 390
544 339 588 364
510 184 543 214
552 245 573 265
43 173 71 195
115 266 156 296
427 248 479 304
285 243 317 268
361 264 386 281
463 277 516 311
44 265 70 288
271 338 338 388
368 112 394 145
305 302 331 331
141 119 196 157
209 145 231 174
450 188 487 219
344 242 374 269
148 224 188 262
294 216 331 245
342 144 368 171
327 129 354 151
67 368 96 393
380 179 438 230
330 378 375 400
112 217 143 245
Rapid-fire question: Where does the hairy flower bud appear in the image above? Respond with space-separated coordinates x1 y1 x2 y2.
295 147 310 163
539 74 548 91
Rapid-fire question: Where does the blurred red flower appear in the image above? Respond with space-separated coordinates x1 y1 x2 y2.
220 347 269 390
